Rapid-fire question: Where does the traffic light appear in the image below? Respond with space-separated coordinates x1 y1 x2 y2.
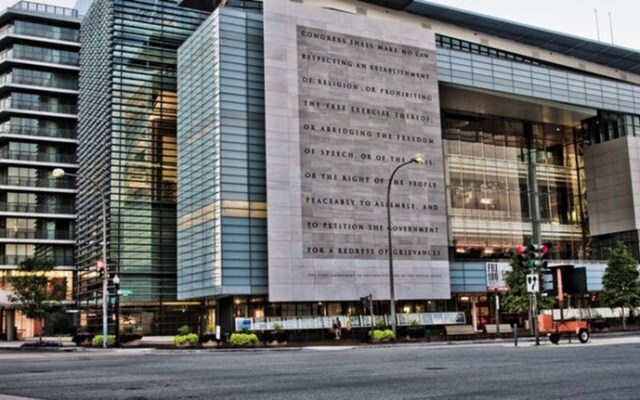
360 294 372 311
516 245 528 269
527 244 549 271
96 259 106 277
108 295 118 314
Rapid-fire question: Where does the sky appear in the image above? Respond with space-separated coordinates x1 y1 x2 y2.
1 0 638 50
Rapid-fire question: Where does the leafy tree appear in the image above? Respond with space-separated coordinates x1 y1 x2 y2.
601 242 640 330
8 257 63 341
502 254 553 324
502 255 529 314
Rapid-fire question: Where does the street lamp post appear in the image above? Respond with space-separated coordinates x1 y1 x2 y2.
52 168 109 348
113 274 120 346
386 154 426 340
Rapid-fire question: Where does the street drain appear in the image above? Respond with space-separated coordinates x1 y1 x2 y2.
424 367 446 371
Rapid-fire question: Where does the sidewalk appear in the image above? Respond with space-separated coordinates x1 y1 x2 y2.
1 330 639 351
0 336 175 350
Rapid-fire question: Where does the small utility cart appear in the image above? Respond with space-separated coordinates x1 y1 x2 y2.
538 313 590 344
537 264 590 344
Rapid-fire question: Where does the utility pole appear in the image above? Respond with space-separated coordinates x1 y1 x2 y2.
495 287 500 337
525 124 541 346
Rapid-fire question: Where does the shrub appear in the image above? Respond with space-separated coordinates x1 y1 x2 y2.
263 329 289 343
92 335 116 347
173 333 199 346
177 325 191 336
371 329 395 343
123 324 137 334
230 333 258 347
120 333 143 344
374 320 388 330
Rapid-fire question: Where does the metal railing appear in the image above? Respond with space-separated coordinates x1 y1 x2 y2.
0 125 77 139
0 228 73 240
0 24 79 43
0 149 76 164
0 176 75 189
0 254 74 265
0 201 75 214
2 100 77 114
9 1 79 18
11 49 79 66
14 24 79 43
11 75 79 90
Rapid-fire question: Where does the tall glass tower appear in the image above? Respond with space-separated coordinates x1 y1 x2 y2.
78 0 207 334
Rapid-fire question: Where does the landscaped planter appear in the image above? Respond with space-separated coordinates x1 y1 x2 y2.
262 330 289 346
174 333 199 348
201 340 219 348
72 334 93 347
200 334 220 348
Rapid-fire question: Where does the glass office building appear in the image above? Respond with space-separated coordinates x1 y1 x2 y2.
0 1 79 340
175 0 640 334
177 3 266 332
77 0 207 334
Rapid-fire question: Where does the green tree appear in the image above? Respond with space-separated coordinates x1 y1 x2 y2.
502 255 529 314
502 254 553 323
8 257 62 342
601 242 640 330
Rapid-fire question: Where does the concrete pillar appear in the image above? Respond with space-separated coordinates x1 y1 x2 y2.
471 298 478 331
6 309 15 341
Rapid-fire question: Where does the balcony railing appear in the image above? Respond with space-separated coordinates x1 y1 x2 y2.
4 49 79 67
0 228 73 240
0 202 75 214
0 176 75 189
4 100 77 115
0 73 79 90
0 254 74 265
0 149 77 164
9 1 79 18
0 125 77 139
14 26 79 43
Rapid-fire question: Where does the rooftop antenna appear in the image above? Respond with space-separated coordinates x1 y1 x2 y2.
608 12 615 45
594 9 601 41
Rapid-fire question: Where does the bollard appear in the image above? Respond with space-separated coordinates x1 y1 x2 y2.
425 328 432 343
513 323 518 347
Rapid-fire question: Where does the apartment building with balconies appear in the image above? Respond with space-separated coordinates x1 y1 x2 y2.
0 1 79 340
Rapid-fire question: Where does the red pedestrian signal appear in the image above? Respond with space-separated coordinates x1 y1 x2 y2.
516 245 528 269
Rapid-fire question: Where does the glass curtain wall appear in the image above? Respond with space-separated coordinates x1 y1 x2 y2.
444 112 585 259
78 0 208 334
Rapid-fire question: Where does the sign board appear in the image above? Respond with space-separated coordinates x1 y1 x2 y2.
526 274 540 293
264 0 449 302
118 289 133 296
486 262 511 292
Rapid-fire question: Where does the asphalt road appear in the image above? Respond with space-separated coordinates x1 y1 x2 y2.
1 337 639 400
